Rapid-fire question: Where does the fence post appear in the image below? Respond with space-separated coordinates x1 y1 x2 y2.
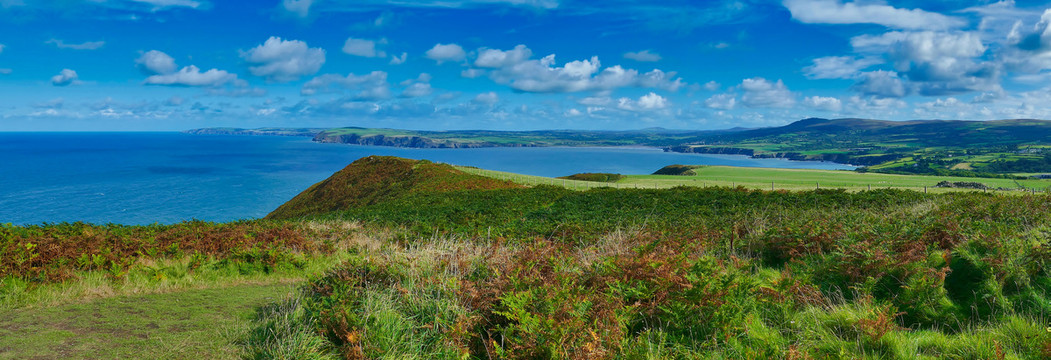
771 181 774 191
924 186 927 194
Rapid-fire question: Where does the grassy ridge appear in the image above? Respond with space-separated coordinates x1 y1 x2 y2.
267 156 522 220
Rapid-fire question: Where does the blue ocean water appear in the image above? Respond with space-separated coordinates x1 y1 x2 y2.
0 132 853 225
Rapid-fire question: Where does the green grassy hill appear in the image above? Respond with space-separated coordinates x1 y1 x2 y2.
266 156 522 219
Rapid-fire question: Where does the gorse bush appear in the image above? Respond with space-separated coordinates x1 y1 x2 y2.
0 220 316 282
245 182 1051 358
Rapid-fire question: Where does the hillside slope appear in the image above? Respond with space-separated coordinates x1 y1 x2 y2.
266 156 522 219
670 118 1051 174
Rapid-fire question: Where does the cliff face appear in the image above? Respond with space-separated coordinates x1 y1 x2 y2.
312 133 538 149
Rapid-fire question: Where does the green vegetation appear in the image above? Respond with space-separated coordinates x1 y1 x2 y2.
557 173 626 182
463 165 1051 193
267 156 522 219
0 282 296 359
672 118 1051 176
6 156 1051 358
653 164 702 175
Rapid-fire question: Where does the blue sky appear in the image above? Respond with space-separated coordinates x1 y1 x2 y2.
2 0 1051 131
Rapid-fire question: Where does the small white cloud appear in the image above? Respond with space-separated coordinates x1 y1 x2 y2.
740 77 795 108
282 0 312 17
50 69 79 86
389 52 408 65
136 50 177 74
461 68 486 78
301 71 390 99
242 37 326 82
803 56 881 79
617 92 668 111
704 93 736 109
623 50 662 62
129 0 201 10
401 82 433 98
852 70 906 98
803 95 843 112
565 108 583 117
783 0 966 30
342 37 387 58
46 39 106 50
472 91 500 105
144 65 239 87
846 95 906 112
475 44 532 68
704 81 720 91
425 43 466 64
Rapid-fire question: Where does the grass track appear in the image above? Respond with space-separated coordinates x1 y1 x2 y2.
0 282 297 359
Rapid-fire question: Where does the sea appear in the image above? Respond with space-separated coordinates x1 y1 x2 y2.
0 132 854 225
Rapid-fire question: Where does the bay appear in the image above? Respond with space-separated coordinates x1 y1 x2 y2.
0 132 853 225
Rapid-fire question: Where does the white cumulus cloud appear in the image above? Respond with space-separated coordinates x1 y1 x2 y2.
740 77 795 108
804 96 843 112
242 37 326 82
783 0 966 30
144 65 239 87
704 93 736 110
50 69 78 86
342 37 387 58
472 91 500 105
136 50 177 75
852 70 907 98
475 45 532 68
425 43 466 64
617 92 668 111
472 45 684 93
